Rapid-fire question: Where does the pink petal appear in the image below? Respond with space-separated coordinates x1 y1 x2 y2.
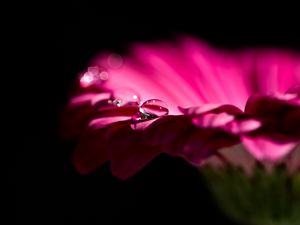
143 115 191 146
282 109 300 137
242 136 298 161
245 95 297 118
70 93 98 107
94 106 139 117
180 37 250 109
192 112 235 128
182 130 239 164
130 117 159 131
88 116 131 129
72 128 109 174
286 84 300 97
61 106 97 139
224 119 262 134
106 123 161 179
254 51 300 94
178 104 221 115
179 104 242 116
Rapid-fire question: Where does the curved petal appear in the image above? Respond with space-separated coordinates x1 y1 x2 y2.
63 37 300 179
106 122 161 179
72 128 109 174
143 115 191 146
182 130 239 164
242 135 298 162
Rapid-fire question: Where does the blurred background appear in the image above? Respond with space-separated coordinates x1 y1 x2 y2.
15 2 300 224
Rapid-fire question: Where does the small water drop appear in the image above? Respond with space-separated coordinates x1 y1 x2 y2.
112 99 122 107
111 88 141 107
131 112 148 123
140 99 169 117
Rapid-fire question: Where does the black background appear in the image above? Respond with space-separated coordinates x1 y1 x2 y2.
15 2 300 225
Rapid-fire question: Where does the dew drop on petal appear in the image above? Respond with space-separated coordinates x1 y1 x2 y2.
130 111 159 130
111 88 141 107
140 99 169 117
131 112 148 123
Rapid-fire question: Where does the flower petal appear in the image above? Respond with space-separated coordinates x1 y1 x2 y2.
106 123 161 179
242 135 298 161
192 112 235 128
72 128 109 174
182 130 239 164
143 115 191 146
88 116 131 129
179 104 242 116
282 109 300 137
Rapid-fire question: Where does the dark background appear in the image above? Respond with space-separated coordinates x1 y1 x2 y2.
15 2 300 225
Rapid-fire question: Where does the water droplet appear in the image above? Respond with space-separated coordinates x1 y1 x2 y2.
131 112 148 123
110 88 141 107
80 66 108 87
140 99 169 117
131 112 157 130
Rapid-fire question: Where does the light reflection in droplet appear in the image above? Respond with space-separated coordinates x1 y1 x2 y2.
130 99 169 130
131 111 148 123
140 99 169 117
110 88 141 107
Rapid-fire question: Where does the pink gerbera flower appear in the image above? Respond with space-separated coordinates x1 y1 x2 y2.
62 37 300 179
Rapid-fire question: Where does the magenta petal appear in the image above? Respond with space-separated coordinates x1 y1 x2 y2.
110 144 161 180
182 130 218 164
282 109 300 136
286 84 300 97
88 116 131 129
245 95 298 118
224 119 262 134
72 129 109 174
182 130 239 164
253 51 300 94
106 124 161 179
63 37 300 179
192 112 234 128
130 117 159 131
61 106 97 139
95 106 139 117
242 136 298 161
70 93 99 107
178 104 221 115
144 115 191 146
179 104 242 116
